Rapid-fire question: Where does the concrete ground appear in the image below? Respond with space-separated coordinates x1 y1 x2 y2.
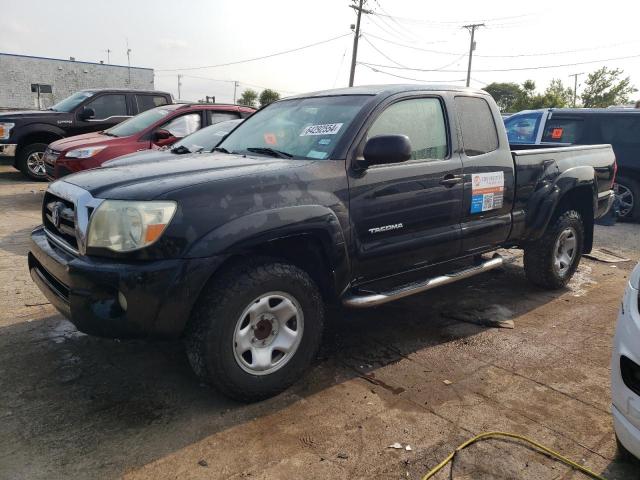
1 161 639 480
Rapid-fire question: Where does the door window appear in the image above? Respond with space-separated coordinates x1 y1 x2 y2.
596 116 640 146
85 94 127 119
366 98 448 162
208 111 240 124
161 113 201 138
455 96 499 156
136 95 169 113
541 117 585 144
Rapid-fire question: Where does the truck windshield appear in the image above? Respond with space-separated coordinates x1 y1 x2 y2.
218 95 370 159
49 91 94 112
171 119 243 154
105 107 172 137
504 112 543 144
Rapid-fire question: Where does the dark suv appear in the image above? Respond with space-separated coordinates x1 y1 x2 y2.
0 88 173 180
505 108 640 221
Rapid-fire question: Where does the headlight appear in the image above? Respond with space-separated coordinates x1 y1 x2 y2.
65 146 107 159
87 200 177 252
0 122 15 140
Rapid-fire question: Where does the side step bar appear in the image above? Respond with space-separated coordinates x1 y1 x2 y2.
342 254 504 308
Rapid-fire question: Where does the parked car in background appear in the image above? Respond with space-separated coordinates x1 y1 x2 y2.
612 261 640 462
29 84 615 401
0 88 173 180
504 108 640 221
102 118 244 168
44 104 254 180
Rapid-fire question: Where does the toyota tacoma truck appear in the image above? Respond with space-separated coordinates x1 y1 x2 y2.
28 85 616 401
0 88 172 180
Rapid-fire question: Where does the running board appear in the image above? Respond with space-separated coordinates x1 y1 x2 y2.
342 254 504 308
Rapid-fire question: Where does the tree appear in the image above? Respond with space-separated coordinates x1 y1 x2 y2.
484 82 522 112
259 89 281 107
581 67 637 108
542 79 573 108
237 89 258 108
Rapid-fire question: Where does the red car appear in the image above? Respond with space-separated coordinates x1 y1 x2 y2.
44 103 255 179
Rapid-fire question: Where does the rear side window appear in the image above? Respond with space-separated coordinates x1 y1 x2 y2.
136 95 168 113
208 111 240 124
596 116 640 146
541 117 585 144
455 96 499 156
366 97 448 162
505 112 543 144
162 113 201 138
85 94 127 119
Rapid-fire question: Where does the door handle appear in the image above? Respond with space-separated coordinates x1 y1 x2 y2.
440 175 463 187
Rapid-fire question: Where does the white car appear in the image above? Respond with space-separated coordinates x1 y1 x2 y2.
612 261 640 461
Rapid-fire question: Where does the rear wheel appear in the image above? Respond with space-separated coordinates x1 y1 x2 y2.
185 258 324 402
614 177 639 222
523 209 584 289
17 143 49 181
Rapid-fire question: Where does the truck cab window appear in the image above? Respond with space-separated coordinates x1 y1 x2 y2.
136 95 168 113
162 113 201 138
84 94 127 119
367 98 447 161
504 112 543 144
455 96 499 156
209 111 240 124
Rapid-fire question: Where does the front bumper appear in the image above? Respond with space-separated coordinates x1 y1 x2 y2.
0 143 17 157
29 226 223 338
611 271 640 460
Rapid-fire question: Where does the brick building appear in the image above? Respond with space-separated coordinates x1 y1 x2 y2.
0 53 155 110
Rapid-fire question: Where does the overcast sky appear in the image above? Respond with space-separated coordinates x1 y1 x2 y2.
3 0 640 103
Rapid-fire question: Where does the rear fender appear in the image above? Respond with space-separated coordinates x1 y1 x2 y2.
524 165 596 241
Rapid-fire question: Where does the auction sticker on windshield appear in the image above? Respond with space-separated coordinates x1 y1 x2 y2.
300 123 343 136
470 171 504 214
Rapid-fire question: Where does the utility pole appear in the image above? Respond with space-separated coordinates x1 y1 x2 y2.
177 75 182 99
569 72 584 107
105 49 111 64
348 0 372 87
233 81 239 104
126 39 132 85
463 23 484 87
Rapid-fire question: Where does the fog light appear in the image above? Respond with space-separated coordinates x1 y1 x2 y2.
118 291 128 311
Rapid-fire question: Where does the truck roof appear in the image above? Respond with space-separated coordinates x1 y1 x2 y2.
79 88 172 95
287 84 488 99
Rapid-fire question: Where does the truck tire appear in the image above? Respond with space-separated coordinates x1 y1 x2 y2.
615 177 639 222
17 143 49 181
523 209 584 290
185 258 324 402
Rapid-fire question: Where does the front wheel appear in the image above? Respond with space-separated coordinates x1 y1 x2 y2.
523 210 584 290
614 177 639 222
185 259 324 402
17 143 49 181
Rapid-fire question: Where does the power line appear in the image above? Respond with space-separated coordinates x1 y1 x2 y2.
373 11 532 26
359 52 640 73
365 32 465 55
359 62 465 83
361 35 408 68
157 33 351 72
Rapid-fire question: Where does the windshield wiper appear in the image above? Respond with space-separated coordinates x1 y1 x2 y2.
102 131 118 137
246 147 293 159
213 146 231 154
170 145 191 154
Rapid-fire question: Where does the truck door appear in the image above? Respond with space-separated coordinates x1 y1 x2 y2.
348 95 463 282
455 95 515 255
72 93 131 135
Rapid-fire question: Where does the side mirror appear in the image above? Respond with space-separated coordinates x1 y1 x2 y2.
153 129 176 147
362 134 412 167
78 107 95 121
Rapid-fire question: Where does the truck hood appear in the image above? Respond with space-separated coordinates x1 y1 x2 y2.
61 153 312 200
50 132 117 151
0 110 69 122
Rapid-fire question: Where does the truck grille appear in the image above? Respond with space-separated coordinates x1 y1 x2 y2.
43 192 78 251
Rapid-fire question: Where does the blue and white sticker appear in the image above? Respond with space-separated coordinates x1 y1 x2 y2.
470 172 504 214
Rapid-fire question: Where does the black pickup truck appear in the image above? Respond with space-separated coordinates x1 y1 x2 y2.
0 88 172 180
28 85 615 401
